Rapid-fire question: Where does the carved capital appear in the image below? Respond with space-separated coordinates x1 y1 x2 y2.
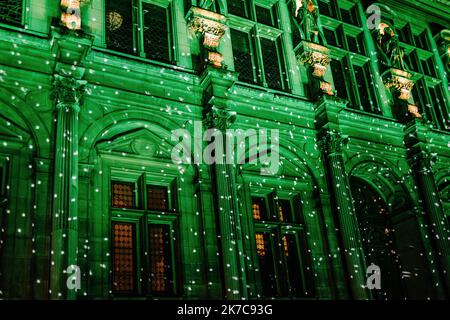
411 150 437 174
321 130 349 154
53 75 87 111
204 106 237 131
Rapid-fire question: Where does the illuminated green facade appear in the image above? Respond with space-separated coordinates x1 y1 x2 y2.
0 0 449 300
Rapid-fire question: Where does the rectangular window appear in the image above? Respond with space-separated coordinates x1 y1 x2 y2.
278 199 292 222
398 24 413 44
231 29 257 84
340 5 360 26
317 0 337 18
105 0 134 54
353 63 380 114
105 0 173 64
149 224 173 295
142 3 172 63
255 233 278 297
112 222 137 294
256 5 277 28
260 37 286 91
331 59 348 101
346 33 365 55
405 50 420 72
420 57 436 78
252 196 268 221
414 30 430 51
227 0 250 18
147 185 169 211
111 181 136 209
428 85 450 130
0 0 23 26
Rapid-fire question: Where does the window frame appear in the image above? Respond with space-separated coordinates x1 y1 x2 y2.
104 0 175 64
250 190 313 298
0 0 27 27
110 170 180 297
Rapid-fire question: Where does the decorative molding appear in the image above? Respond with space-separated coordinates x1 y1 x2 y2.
204 106 237 131
320 130 349 154
53 75 87 111
187 7 227 69
296 41 333 96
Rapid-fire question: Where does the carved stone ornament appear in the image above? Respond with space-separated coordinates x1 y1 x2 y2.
204 106 237 131
188 7 227 68
60 0 81 30
297 41 334 96
53 75 87 112
321 130 349 154
384 68 414 100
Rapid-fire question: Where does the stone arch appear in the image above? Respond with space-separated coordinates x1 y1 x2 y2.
0 86 49 157
348 157 437 299
79 109 200 167
348 158 414 212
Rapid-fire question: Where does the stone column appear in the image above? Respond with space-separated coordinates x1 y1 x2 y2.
203 105 247 299
410 150 450 293
50 75 86 299
320 130 369 299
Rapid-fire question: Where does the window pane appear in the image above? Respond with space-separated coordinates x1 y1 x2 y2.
421 57 436 77
414 31 429 50
283 235 302 296
255 233 277 297
340 6 359 26
260 37 284 90
317 0 337 18
231 30 256 84
331 59 348 100
111 181 136 208
324 28 337 47
347 33 365 55
398 24 413 44
278 199 292 222
354 64 379 114
143 3 171 63
112 222 136 293
149 224 173 295
0 0 23 26
284 233 315 297
256 5 275 27
405 50 419 72
105 0 134 54
428 85 449 130
147 185 169 211
252 196 267 221
227 0 249 18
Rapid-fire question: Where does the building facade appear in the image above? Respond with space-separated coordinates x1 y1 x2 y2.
0 0 449 300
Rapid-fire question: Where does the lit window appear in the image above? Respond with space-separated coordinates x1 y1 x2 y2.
147 185 169 211
111 181 136 209
112 222 136 293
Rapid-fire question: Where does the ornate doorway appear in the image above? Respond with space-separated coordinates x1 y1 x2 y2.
350 177 404 300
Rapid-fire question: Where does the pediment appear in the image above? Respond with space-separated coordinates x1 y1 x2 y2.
95 129 173 158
